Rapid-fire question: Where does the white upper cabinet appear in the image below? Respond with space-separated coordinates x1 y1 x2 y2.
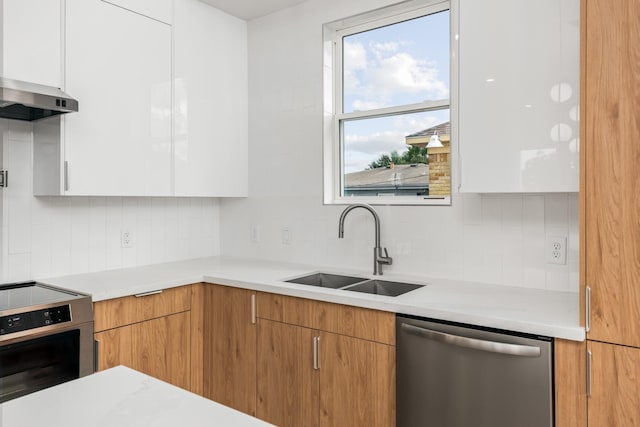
2 0 62 88
41 0 173 196
102 0 172 24
33 0 248 197
173 0 248 197
458 0 580 193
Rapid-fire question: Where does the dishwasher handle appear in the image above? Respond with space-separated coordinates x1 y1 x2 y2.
400 323 541 357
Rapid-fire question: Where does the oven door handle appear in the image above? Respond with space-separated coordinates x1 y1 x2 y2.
400 323 541 357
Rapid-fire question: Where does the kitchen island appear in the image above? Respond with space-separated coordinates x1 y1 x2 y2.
0 366 273 427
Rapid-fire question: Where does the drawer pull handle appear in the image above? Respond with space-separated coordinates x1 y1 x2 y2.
313 336 320 370
251 294 256 324
134 290 163 298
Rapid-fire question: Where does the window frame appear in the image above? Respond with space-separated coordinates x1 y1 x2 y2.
323 0 457 206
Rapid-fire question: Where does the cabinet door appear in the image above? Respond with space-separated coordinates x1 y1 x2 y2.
585 0 640 347
64 0 172 196
102 0 172 24
203 285 256 415
458 0 580 192
257 319 319 427
319 332 395 427
132 312 191 390
588 341 640 426
94 326 133 371
173 0 248 197
2 0 62 87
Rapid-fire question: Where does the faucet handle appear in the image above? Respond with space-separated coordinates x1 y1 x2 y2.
382 247 393 265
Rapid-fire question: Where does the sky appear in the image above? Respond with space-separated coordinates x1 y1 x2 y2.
342 10 450 173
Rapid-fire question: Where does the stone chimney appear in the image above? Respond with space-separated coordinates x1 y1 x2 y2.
427 135 450 196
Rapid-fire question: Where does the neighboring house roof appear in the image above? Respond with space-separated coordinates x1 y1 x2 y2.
344 163 428 189
406 122 451 138
406 121 451 139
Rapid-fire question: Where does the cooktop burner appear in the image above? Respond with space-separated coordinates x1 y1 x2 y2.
0 281 84 312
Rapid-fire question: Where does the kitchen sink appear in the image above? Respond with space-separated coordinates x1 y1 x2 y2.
343 280 424 297
284 273 425 296
285 272 368 289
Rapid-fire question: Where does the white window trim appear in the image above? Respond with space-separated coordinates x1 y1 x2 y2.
323 0 458 206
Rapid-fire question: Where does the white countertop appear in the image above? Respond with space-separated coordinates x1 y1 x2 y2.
0 366 273 427
38 256 584 341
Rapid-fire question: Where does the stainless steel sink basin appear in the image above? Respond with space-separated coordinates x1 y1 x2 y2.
343 279 424 297
285 272 368 289
284 272 425 296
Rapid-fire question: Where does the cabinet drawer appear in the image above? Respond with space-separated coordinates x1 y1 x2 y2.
257 292 395 345
94 285 191 332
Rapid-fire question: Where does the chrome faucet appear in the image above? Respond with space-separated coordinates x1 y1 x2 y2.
338 203 392 275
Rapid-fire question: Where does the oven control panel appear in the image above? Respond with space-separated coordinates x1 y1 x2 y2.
0 305 71 335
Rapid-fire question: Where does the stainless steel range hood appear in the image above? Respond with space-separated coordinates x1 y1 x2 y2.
0 77 78 122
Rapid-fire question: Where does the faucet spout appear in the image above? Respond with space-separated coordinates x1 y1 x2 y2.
337 203 392 275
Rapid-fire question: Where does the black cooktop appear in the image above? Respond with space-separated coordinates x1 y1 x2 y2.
0 281 80 312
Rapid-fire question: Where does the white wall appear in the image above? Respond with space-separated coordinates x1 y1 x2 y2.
219 0 580 292
1 119 221 282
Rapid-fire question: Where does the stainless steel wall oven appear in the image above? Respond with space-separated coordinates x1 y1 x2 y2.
0 281 94 402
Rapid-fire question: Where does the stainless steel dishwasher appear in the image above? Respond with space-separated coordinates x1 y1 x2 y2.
397 315 553 427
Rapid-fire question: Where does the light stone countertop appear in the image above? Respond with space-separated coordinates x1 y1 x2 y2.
37 256 584 341
0 366 274 427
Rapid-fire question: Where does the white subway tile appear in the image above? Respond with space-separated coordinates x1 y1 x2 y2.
7 253 31 282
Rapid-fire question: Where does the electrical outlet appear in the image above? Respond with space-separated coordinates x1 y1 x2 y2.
281 227 292 245
546 235 567 265
121 229 133 248
250 225 261 243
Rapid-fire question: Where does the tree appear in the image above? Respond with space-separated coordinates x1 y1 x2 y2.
367 145 428 169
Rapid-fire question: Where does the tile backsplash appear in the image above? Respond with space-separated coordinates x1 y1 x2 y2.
1 119 221 282
220 193 579 292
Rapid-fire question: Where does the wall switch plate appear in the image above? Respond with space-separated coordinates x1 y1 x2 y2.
546 235 567 265
121 229 133 248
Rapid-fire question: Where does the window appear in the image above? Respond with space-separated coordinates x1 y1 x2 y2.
323 0 454 205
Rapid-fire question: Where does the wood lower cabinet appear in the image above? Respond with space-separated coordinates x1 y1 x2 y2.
257 319 319 426
255 292 395 427
93 285 192 391
202 284 257 416
94 324 133 371
554 339 587 427
132 312 191 390
319 331 395 427
588 341 640 426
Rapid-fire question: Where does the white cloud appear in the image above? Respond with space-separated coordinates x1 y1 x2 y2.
369 53 449 99
343 41 367 93
370 41 400 56
345 39 449 112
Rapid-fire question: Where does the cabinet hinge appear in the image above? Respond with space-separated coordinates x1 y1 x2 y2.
586 349 592 397
585 286 591 333
0 170 7 188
